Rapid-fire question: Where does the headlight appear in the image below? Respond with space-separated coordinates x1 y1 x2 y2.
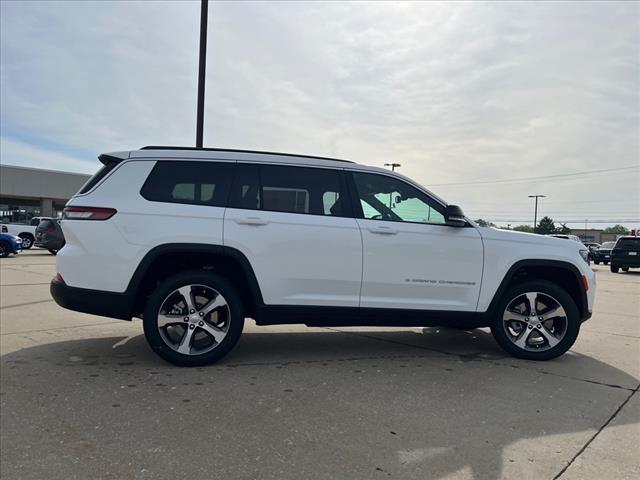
579 249 590 264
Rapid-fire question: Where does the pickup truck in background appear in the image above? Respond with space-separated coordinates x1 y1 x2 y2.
0 217 47 249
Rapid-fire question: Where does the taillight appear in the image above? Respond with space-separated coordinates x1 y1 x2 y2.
1 225 7 233
46 225 55 233
62 206 117 220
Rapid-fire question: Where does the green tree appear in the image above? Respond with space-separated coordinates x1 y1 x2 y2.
513 225 534 233
475 219 496 227
536 216 556 235
603 225 629 235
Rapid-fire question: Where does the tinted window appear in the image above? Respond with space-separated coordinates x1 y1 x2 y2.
228 164 349 217
351 172 445 224
141 161 233 207
616 238 640 249
78 160 118 194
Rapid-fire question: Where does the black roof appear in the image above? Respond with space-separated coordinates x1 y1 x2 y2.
140 146 354 164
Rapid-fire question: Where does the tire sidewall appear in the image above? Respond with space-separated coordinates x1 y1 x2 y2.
490 280 580 361
143 271 245 367
0 241 9 257
19 234 33 249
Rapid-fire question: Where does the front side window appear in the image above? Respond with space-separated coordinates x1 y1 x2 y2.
140 161 233 207
351 171 445 225
228 163 350 217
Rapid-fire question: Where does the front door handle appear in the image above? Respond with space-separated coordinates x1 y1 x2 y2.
235 217 269 226
368 226 398 235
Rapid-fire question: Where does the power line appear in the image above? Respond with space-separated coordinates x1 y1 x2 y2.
429 165 639 187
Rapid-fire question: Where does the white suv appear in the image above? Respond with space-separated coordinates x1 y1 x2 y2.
51 147 596 366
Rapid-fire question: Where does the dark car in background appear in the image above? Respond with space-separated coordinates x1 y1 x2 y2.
583 242 600 261
610 236 640 273
593 241 616 265
34 218 65 254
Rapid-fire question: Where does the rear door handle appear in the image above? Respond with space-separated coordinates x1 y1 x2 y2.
368 226 398 235
235 217 269 226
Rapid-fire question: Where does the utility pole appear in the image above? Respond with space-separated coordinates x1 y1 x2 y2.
528 195 545 233
195 0 209 148
384 163 401 208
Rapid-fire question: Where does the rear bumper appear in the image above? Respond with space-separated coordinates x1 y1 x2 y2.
50 277 133 320
611 258 640 268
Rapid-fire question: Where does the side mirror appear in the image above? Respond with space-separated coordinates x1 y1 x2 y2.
445 205 466 227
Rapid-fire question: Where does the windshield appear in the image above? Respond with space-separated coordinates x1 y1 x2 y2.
600 242 615 249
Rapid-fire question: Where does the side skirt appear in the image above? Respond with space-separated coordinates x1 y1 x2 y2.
254 305 490 329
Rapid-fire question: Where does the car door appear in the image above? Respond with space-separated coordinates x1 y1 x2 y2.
223 163 363 307
349 170 483 312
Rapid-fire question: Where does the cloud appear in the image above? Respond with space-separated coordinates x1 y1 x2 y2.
0 137 97 173
1 0 638 226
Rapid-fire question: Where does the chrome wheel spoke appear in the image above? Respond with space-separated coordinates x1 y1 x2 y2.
199 296 227 316
178 286 196 312
158 313 185 328
525 292 538 316
199 322 226 343
503 311 528 323
537 325 560 348
513 329 531 349
176 326 196 354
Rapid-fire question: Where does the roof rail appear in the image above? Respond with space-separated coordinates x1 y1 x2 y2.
139 146 354 163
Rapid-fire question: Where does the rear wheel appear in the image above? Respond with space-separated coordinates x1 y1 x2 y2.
594 260 600 265
143 271 244 366
18 234 33 249
490 280 580 361
604 261 609 265
611 265 619 273
0 241 10 257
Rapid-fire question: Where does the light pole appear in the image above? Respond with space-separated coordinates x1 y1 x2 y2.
384 163 401 208
195 0 209 148
528 195 545 233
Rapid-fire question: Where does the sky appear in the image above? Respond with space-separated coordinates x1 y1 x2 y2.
1 1 638 229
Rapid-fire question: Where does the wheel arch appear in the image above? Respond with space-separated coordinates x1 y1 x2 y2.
127 243 263 317
486 259 589 321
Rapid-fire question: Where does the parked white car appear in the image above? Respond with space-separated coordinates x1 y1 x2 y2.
51 147 596 366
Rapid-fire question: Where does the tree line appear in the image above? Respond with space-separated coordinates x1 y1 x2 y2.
474 217 630 235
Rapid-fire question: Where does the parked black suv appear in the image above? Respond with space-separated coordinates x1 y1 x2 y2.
35 218 65 254
610 236 640 273
592 241 615 265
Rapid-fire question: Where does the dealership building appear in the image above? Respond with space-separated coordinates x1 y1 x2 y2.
0 164 91 223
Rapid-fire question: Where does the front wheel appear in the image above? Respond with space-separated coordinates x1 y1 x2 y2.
143 271 245 366
490 280 580 361
611 265 619 273
18 234 33 249
0 241 10 257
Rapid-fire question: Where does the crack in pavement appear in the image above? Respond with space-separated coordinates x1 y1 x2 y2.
1 299 54 310
552 386 640 479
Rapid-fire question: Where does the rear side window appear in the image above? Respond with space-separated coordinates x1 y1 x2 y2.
78 160 118 194
228 163 350 217
141 161 233 207
616 238 640 249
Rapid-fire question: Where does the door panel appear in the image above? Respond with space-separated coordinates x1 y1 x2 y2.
358 219 483 310
224 163 363 307
349 170 483 311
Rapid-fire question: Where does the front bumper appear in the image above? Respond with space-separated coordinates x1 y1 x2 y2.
50 277 133 320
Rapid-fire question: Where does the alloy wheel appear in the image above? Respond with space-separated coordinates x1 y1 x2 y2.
502 291 567 352
156 284 230 356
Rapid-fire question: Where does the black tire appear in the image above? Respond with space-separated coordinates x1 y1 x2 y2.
48 249 58 255
490 280 580 361
143 270 245 367
594 260 600 265
622 267 629 272
18 233 34 249
611 265 619 273
0 241 10 257
604 261 609 265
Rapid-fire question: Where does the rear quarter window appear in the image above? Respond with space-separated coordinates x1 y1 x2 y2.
616 238 640 249
78 161 119 194
140 161 233 207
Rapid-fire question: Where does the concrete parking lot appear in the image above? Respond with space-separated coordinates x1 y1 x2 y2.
1 250 638 480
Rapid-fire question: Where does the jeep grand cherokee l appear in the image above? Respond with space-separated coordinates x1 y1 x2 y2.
50 147 595 366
